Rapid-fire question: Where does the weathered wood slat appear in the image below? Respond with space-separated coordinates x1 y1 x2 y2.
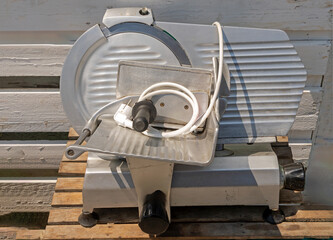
0 178 56 212
1 0 331 32
51 192 82 206
0 140 313 172
55 177 84 192
289 142 312 165
286 210 333 222
43 222 333 239
0 140 313 170
48 208 82 225
68 128 79 140
58 162 86 176
0 41 330 77
0 227 43 240
0 88 323 133
0 45 71 77
303 45 333 205
288 130 313 140
294 40 331 75
0 141 66 169
0 90 70 132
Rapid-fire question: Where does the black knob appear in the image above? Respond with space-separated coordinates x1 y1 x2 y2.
283 162 305 191
132 100 157 132
139 190 169 235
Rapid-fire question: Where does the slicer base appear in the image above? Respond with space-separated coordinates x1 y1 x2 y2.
82 144 281 213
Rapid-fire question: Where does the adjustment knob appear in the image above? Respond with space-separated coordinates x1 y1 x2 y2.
132 100 157 132
139 190 169 235
283 162 305 191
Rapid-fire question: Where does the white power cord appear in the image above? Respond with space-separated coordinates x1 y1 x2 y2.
137 82 200 138
83 21 223 138
136 21 224 138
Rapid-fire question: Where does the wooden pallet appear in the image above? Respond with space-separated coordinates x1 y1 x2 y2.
42 129 333 239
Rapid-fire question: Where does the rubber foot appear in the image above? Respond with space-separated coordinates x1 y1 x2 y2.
78 211 99 227
263 208 285 224
215 149 234 157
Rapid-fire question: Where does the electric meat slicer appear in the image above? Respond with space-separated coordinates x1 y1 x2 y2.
61 7 307 235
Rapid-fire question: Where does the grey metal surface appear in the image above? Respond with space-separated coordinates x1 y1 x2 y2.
60 25 181 132
102 8 154 28
117 61 214 127
127 157 174 221
61 16 306 141
60 24 107 131
158 22 307 138
85 111 219 166
82 144 280 212
105 22 191 66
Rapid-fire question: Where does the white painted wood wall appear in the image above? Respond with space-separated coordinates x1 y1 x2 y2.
0 0 331 211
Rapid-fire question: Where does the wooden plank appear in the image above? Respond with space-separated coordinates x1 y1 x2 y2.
0 87 323 133
0 45 70 77
288 88 323 134
47 207 333 226
0 227 43 240
66 140 76 147
16 229 44 240
276 136 288 143
303 44 333 205
312 44 333 145
294 40 331 75
286 210 333 222
0 141 65 169
288 130 313 140
0 90 70 132
51 192 82 206
43 222 333 239
289 142 312 163
48 208 82 225
1 0 331 32
0 41 330 77
291 115 319 131
58 162 86 176
294 88 323 116
68 128 79 140
0 178 56 212
55 177 84 192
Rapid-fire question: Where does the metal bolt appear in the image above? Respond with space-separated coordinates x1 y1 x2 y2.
67 149 75 156
139 7 149 15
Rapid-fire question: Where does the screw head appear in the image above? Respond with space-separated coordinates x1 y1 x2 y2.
67 149 74 156
139 7 149 15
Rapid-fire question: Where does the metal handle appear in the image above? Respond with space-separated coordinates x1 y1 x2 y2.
65 129 90 159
